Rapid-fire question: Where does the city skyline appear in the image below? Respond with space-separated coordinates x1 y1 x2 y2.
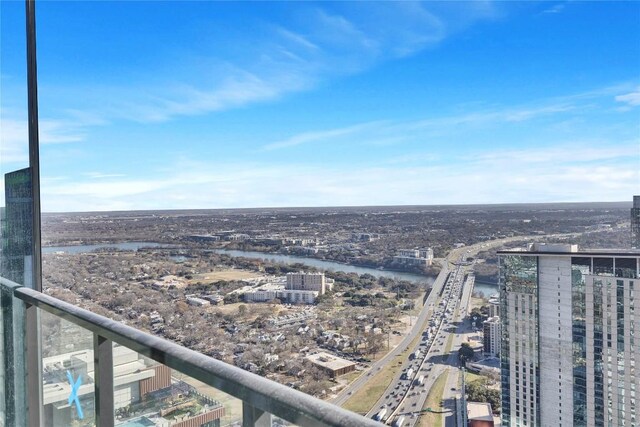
1 1 639 212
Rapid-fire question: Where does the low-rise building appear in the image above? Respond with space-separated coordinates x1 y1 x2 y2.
241 282 283 302
352 233 380 242
279 289 319 304
186 295 211 307
186 234 220 242
393 248 433 267
305 352 356 378
467 402 495 427
202 294 224 305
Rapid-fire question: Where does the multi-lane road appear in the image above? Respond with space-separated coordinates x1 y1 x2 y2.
331 261 452 407
366 259 469 427
336 234 579 426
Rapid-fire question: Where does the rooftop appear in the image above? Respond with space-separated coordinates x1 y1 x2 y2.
498 243 640 257
305 352 356 371
467 402 494 421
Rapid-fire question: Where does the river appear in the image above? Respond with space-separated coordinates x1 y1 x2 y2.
41 243 502 295
211 249 433 285
42 242 169 254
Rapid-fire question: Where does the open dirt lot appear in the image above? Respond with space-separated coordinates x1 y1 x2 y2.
191 269 261 283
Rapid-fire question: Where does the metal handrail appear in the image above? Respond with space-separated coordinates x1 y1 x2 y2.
13 286 382 427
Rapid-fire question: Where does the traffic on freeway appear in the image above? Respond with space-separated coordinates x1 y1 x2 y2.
367 257 470 426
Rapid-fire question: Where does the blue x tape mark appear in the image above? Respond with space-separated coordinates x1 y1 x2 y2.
66 370 84 420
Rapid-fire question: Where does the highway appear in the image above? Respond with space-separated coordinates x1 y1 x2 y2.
367 259 468 426
331 261 451 407
440 272 476 427
337 233 580 426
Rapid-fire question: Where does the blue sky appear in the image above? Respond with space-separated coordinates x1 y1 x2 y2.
1 1 639 212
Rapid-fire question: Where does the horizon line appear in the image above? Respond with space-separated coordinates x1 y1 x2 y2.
38 199 636 216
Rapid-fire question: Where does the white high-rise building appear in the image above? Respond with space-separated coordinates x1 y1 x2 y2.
483 316 501 357
498 243 639 427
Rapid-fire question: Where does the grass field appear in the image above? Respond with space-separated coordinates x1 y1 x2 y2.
416 371 447 427
191 269 261 282
342 324 425 414
465 371 483 384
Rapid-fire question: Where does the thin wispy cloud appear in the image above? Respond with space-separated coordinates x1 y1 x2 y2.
83 172 127 179
27 3 497 126
469 142 639 165
260 97 583 151
542 3 566 14
262 121 386 151
0 115 92 164
259 81 640 153
615 87 640 107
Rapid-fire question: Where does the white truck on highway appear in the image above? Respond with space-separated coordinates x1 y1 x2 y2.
415 375 425 386
412 349 421 359
404 368 414 379
392 415 405 427
374 407 387 421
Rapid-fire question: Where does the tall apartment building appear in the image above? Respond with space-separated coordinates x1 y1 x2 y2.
498 243 639 427
1 168 33 285
488 295 501 318
286 272 329 294
632 195 640 249
483 316 501 357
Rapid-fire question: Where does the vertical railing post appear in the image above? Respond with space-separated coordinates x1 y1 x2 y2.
1 281 27 427
24 0 44 420
25 0 43 294
25 303 42 427
243 402 273 427
93 334 114 427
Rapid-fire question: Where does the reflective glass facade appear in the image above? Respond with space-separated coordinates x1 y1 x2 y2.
501 250 640 427
576 258 638 427
500 254 539 427
571 257 589 427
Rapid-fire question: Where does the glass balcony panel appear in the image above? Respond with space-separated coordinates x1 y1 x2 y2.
113 346 234 427
0 281 8 427
0 277 27 427
41 310 96 426
273 416 300 426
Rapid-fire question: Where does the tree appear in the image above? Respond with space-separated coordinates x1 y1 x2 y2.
466 378 501 413
238 304 248 316
458 342 475 365
224 293 239 304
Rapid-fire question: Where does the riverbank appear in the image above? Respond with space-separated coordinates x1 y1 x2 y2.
43 242 437 285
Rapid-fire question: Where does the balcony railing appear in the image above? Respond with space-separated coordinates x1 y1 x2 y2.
0 276 381 427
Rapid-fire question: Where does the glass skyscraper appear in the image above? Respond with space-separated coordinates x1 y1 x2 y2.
499 243 639 427
1 168 33 285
